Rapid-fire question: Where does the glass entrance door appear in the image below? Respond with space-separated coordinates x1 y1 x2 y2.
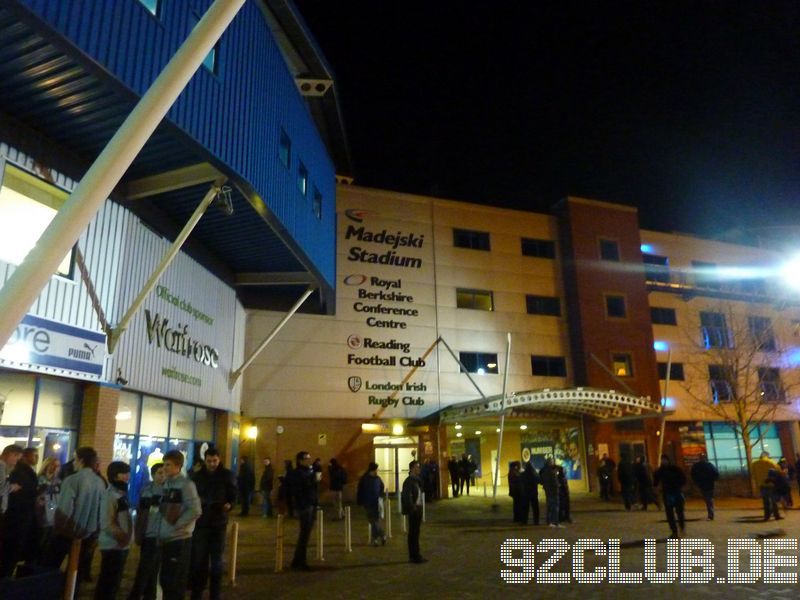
373 439 418 494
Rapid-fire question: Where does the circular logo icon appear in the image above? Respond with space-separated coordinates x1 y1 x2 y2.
347 334 363 349
343 274 367 286
521 447 531 463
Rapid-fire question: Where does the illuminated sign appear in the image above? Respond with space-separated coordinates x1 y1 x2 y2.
0 314 106 380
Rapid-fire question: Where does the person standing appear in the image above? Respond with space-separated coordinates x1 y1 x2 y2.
328 458 347 520
654 455 687 538
156 449 202 600
617 455 636 511
458 454 471 496
1 447 39 576
128 463 165 600
357 462 386 545
0 444 22 515
35 456 61 561
540 458 561 528
260 457 275 518
288 451 318 571
236 455 255 517
190 447 237 600
95 461 133 600
690 454 719 520
751 450 781 521
43 446 106 598
447 457 460 497
634 456 659 510
401 460 426 563
597 454 612 500
507 462 525 523
521 461 540 525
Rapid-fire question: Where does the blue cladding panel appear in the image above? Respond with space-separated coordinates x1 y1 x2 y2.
17 0 336 288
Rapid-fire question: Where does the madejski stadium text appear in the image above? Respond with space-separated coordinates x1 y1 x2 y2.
345 225 424 269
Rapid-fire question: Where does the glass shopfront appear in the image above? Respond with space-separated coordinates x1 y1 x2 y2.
0 371 80 470
113 391 216 507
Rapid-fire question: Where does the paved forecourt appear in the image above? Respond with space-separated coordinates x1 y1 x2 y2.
77 491 800 599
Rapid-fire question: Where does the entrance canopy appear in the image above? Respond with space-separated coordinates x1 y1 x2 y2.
433 387 664 424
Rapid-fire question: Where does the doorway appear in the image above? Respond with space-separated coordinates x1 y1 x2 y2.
373 435 418 495
618 441 647 462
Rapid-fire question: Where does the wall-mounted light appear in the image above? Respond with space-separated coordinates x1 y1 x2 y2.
246 425 258 440
392 423 404 436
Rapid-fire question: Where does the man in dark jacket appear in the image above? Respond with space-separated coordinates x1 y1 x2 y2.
508 462 525 523
0 447 39 576
521 461 540 525
654 455 687 538
328 458 347 520
260 458 275 518
617 455 636 511
236 456 255 516
690 453 719 520
401 460 426 563
190 447 237 600
288 451 318 570
540 458 561 527
634 456 659 510
447 457 459 497
357 462 385 545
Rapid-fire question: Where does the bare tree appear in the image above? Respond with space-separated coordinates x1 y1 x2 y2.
680 301 798 496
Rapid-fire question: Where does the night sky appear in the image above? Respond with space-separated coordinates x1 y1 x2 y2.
294 1 800 239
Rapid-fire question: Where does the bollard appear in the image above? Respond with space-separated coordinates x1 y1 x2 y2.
345 506 352 552
402 514 407 533
397 492 402 514
422 492 426 523
315 507 325 561
229 521 239 586
484 482 487 497
275 515 284 573
63 538 81 600
385 496 392 539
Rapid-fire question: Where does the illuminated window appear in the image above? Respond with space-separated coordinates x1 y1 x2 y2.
0 163 73 278
298 162 308 196
708 365 733 402
138 0 159 16
456 288 494 311
612 353 633 377
700 311 731 349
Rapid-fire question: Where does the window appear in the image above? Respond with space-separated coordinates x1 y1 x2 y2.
279 129 291 169
708 365 733 403
453 229 490 251
458 352 498 374
758 368 783 403
642 254 670 284
0 162 73 277
521 238 556 259
605 295 627 318
651 307 677 325
531 356 567 377
612 353 633 377
657 362 685 381
749 316 776 351
526 295 561 316
599 239 620 261
693 261 720 290
297 162 308 196
313 186 322 220
456 288 494 311
700 311 731 349
704 422 781 475
137 0 159 16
